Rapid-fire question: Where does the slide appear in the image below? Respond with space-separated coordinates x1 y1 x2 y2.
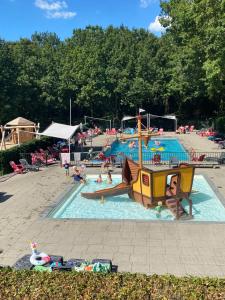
81 182 130 199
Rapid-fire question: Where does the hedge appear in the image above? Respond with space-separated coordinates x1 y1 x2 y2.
0 137 54 175
0 269 224 299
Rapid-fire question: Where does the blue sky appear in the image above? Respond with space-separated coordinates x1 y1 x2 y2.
1 0 164 41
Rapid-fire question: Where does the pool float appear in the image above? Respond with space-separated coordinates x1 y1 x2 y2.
30 242 50 266
150 147 165 152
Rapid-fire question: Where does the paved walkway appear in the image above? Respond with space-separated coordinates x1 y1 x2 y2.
0 133 225 276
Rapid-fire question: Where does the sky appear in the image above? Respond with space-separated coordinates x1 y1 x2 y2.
0 0 165 41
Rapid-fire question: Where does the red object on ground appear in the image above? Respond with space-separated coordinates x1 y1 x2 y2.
9 161 25 174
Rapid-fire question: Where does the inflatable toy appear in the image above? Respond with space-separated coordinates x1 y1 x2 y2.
30 242 50 266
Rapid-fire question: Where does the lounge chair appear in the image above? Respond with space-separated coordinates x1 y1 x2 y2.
19 159 39 171
192 154 205 162
152 154 161 165
204 152 225 164
169 157 179 168
9 161 25 174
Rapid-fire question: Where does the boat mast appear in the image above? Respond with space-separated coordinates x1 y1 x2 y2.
137 115 142 168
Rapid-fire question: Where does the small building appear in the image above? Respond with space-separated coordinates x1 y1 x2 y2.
0 117 39 150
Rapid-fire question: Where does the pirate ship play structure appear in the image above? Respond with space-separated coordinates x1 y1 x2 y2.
82 115 195 219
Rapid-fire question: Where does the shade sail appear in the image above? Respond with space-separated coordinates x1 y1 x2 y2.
39 122 80 140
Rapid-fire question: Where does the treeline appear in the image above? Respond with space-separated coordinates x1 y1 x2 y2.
0 0 224 128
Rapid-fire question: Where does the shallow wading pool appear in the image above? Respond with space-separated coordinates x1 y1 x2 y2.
49 175 225 222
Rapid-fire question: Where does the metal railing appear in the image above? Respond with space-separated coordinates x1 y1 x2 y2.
19 151 225 168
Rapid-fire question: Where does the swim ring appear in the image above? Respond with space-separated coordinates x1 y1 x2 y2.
30 252 51 266
30 242 50 266
150 147 165 152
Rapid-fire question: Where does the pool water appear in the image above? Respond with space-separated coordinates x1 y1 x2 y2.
50 175 225 222
105 139 189 161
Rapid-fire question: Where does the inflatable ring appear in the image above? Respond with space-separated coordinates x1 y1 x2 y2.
150 147 165 152
30 252 50 266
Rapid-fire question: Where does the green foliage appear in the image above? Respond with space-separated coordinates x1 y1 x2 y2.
0 3 225 126
215 117 225 133
0 269 224 299
0 137 53 175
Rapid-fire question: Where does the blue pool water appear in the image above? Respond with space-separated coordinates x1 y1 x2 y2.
50 175 225 222
105 139 189 161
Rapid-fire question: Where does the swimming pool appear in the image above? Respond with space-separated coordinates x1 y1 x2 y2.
105 138 189 161
50 175 225 222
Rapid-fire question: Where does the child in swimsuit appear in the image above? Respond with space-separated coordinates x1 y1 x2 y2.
96 174 103 183
63 160 70 176
107 171 112 184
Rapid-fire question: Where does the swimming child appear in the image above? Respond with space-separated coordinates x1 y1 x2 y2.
155 201 163 218
63 160 70 176
107 171 112 184
96 174 103 183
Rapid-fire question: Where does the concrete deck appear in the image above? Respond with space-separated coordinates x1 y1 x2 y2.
0 133 225 276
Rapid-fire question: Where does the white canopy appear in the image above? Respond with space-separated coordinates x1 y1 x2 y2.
39 122 80 140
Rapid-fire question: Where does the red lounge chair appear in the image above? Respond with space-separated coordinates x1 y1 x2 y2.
192 154 205 162
152 154 161 165
9 161 25 174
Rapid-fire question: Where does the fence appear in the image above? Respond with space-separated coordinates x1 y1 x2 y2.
19 151 225 168
114 151 225 166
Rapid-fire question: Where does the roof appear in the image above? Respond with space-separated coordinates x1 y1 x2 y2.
39 122 80 140
6 117 35 126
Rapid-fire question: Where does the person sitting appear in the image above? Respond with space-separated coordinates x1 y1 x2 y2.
107 171 112 184
95 174 103 183
72 167 86 183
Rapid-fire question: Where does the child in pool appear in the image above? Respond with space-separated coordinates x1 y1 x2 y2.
107 171 112 184
155 201 163 218
96 174 103 183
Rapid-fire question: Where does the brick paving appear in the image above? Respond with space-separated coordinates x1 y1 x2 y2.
0 133 225 276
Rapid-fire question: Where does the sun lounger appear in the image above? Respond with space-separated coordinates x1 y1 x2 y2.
204 153 225 164
9 161 25 174
19 159 39 171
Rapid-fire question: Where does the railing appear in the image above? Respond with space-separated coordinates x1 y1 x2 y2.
111 151 225 166
19 151 225 168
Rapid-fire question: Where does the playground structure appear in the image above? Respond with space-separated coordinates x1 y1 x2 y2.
0 117 39 151
82 115 195 219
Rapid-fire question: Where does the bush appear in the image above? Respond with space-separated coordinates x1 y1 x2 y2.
0 269 224 299
215 117 225 133
0 137 54 175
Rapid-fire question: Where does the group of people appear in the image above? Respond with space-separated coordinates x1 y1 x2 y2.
64 160 112 184
95 171 112 184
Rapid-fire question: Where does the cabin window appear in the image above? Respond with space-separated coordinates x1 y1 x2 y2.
142 174 149 186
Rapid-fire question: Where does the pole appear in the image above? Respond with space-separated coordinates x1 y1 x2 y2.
138 115 142 168
174 118 177 132
149 113 151 128
69 98 71 161
84 116 87 125
110 120 112 131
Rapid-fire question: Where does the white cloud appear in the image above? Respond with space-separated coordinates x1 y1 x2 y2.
140 0 157 8
34 0 76 19
35 0 67 11
47 11 76 19
148 16 165 33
